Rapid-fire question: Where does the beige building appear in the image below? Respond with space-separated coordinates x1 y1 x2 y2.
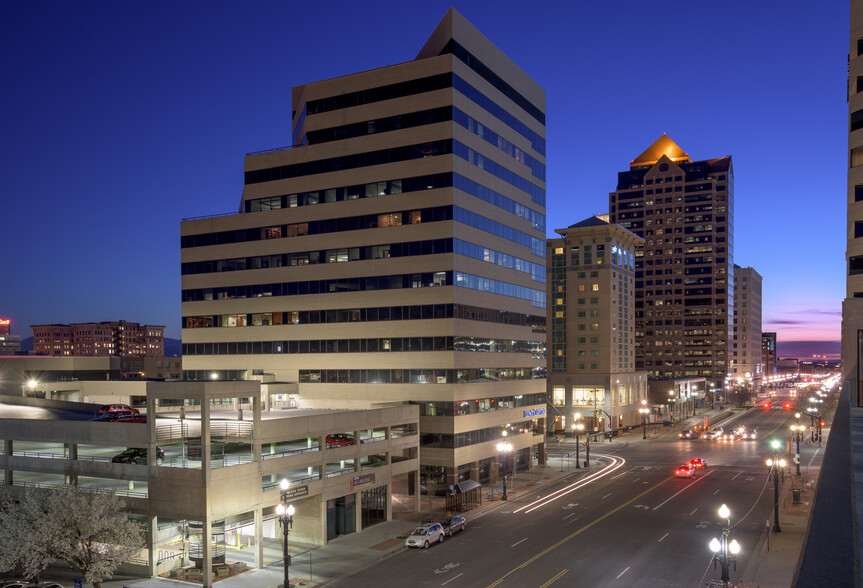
546 216 647 434
180 9 547 489
608 135 734 391
0 381 419 587
845 1 863 407
732 265 763 392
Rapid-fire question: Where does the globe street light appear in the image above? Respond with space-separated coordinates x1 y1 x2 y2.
709 503 740 586
276 478 295 588
790 423 804 476
766 440 786 533
496 431 512 500
572 419 584 469
639 399 650 440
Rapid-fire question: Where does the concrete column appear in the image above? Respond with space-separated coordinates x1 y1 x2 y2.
413 470 421 510
385 483 393 522
5 440 12 486
147 515 157 577
252 394 262 463
490 460 500 483
354 491 362 533
201 519 213 587
254 507 263 569
469 460 479 482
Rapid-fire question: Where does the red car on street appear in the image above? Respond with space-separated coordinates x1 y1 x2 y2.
688 458 708 470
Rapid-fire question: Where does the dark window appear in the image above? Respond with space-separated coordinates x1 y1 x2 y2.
856 222 863 238
852 109 863 133
856 186 863 202
851 256 863 275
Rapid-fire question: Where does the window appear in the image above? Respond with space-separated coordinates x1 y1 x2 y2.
851 146 863 168
592 284 599 291
851 255 863 275
851 109 863 132
856 185 863 202
855 221 863 239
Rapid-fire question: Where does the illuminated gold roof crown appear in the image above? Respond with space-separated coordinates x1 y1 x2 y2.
631 134 691 166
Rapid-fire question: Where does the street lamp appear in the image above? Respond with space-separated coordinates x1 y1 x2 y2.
276 478 295 588
572 419 584 469
668 390 675 426
709 503 740 587
790 423 804 476
766 440 786 533
496 431 512 500
639 399 649 440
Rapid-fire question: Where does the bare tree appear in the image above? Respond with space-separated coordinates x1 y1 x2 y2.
0 486 144 588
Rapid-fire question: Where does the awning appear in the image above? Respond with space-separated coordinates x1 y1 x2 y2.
456 479 482 493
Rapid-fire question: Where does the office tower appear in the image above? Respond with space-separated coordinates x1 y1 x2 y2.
608 134 734 390
32 321 164 357
732 265 762 392
180 9 547 488
546 216 646 434
846 1 863 407
761 332 777 378
0 317 21 355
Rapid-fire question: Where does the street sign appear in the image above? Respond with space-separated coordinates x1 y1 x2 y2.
74 580 82 588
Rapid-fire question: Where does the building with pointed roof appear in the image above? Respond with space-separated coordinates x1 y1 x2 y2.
609 137 734 394
180 7 548 538
546 216 647 435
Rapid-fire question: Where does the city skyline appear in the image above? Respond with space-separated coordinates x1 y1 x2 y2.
0 1 846 353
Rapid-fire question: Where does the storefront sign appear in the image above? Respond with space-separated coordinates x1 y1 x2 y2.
282 485 309 500
351 473 375 490
524 408 546 418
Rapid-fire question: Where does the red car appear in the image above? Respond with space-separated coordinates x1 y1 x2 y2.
688 458 708 470
325 434 355 448
675 464 695 478
98 403 139 416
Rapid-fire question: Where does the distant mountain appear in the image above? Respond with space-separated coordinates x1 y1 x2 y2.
15 336 181 357
164 337 181 356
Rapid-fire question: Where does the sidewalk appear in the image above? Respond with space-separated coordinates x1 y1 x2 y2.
73 403 812 588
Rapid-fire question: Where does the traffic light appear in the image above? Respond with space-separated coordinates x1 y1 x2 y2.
784 402 792 410
762 402 770 409
820 421 825 427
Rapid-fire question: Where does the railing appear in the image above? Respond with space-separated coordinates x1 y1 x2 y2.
211 421 253 438
13 481 148 498
262 474 317 491
261 446 320 460
246 144 294 156
325 468 354 479
359 436 387 443
209 454 255 468
157 423 188 441
11 451 113 462
157 550 184 564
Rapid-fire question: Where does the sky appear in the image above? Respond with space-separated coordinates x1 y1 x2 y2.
0 1 848 358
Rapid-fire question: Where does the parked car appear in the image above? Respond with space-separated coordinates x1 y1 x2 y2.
678 429 696 439
98 403 138 416
688 458 707 470
405 522 445 548
111 447 164 465
442 516 466 536
325 434 355 448
1 583 65 588
90 409 137 422
114 413 147 423
674 464 695 478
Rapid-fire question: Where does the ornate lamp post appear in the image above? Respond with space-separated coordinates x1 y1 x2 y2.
276 479 295 588
496 431 512 500
639 399 649 440
668 390 675 426
709 503 740 587
791 414 803 476
766 440 786 533
572 418 584 469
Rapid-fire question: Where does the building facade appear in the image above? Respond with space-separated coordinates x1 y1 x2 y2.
0 317 21 355
846 0 863 407
608 135 734 391
762 331 777 379
732 265 763 392
546 216 647 434
32 321 165 357
180 9 547 489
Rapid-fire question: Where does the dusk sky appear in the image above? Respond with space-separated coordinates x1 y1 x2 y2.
0 1 847 358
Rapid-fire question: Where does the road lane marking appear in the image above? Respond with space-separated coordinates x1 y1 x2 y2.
511 538 527 547
441 573 463 585
539 569 568 587
632 477 640 483
713 489 720 495
652 470 714 511
616 567 630 579
486 478 671 587
731 471 742 481
808 449 821 467
689 508 698 516
514 455 626 514
563 513 576 520
658 532 668 542
611 471 628 479
602 493 612 499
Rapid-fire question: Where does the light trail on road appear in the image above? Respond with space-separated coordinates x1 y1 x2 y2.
512 454 625 514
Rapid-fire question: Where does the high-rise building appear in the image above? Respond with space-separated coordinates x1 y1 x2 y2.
608 135 734 390
32 321 164 357
546 216 646 434
846 0 863 407
0 317 21 355
180 9 547 488
761 331 777 378
732 265 762 392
